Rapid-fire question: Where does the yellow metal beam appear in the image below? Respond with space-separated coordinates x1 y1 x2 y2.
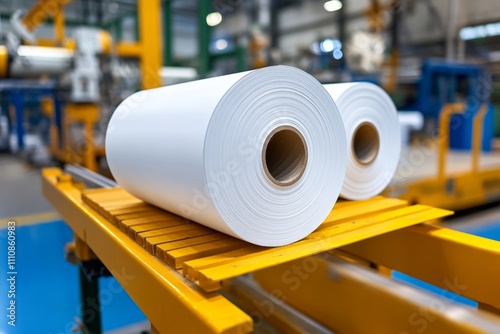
254 255 500 333
42 169 252 333
472 104 488 173
22 0 72 32
116 42 142 58
53 5 65 45
0 45 7 78
388 166 500 211
138 0 162 89
341 223 500 309
222 277 331 334
438 103 465 181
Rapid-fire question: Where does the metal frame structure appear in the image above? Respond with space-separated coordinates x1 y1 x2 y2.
42 167 497 333
253 252 500 333
6 0 163 170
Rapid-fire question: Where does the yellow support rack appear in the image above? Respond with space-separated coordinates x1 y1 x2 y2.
340 223 500 310
42 167 452 332
385 103 500 210
253 254 500 333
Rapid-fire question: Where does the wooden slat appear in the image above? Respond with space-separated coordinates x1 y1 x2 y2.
81 188 452 293
165 237 247 269
195 206 450 291
117 215 171 232
182 246 261 281
144 227 216 254
155 233 229 260
128 220 187 239
136 224 208 246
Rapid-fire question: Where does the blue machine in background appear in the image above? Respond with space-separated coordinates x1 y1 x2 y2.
418 59 494 152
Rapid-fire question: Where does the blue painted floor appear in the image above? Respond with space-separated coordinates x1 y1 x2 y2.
0 220 146 334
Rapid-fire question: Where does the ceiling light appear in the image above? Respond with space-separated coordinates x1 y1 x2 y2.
320 39 334 53
206 12 222 27
324 0 342 12
215 39 228 51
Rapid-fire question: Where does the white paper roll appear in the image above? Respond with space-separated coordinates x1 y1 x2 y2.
323 82 401 200
106 66 347 246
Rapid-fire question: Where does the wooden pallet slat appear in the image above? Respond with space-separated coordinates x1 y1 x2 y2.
81 188 452 292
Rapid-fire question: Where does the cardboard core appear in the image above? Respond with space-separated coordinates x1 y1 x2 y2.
262 126 307 187
352 122 380 166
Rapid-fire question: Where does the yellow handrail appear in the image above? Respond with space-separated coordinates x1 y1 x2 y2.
437 103 465 181
472 104 488 173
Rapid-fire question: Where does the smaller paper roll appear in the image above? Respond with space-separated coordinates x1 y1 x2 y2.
323 82 401 200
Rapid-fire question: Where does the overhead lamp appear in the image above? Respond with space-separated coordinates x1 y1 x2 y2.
323 0 342 12
206 12 222 27
320 39 334 53
215 39 228 51
460 22 500 40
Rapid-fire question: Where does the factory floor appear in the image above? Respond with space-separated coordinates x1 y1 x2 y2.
0 153 499 333
0 153 148 334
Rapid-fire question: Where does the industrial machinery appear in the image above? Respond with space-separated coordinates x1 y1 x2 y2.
385 103 500 210
0 2 113 169
0 0 165 171
384 60 500 210
42 167 500 333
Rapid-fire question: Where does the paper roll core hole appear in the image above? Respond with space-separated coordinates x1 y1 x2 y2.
352 122 380 166
263 126 308 187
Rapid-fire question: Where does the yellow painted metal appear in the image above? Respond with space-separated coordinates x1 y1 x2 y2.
254 255 500 333
42 168 252 333
35 38 76 50
138 0 162 89
53 5 65 45
22 0 72 32
193 204 451 292
479 302 500 316
0 45 7 78
472 104 488 173
222 277 330 334
116 42 142 57
341 223 500 309
392 167 500 210
81 187 451 292
385 102 500 210
438 103 465 181
99 31 112 55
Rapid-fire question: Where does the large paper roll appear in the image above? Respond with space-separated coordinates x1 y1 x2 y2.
106 66 347 246
323 82 401 200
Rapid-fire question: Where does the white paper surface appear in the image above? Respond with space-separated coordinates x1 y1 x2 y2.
106 66 347 246
323 82 401 200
